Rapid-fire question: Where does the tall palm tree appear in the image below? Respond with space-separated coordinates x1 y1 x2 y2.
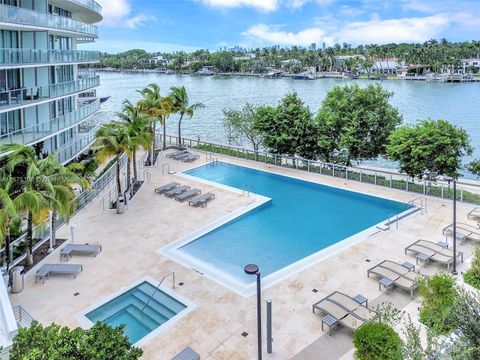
116 100 152 184
93 123 129 199
170 86 204 147
137 84 173 154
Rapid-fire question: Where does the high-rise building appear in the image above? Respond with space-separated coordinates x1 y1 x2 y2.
309 43 316 51
0 0 102 163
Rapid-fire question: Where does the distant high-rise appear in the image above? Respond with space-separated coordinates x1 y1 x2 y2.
0 0 102 163
309 43 316 51
322 42 326 50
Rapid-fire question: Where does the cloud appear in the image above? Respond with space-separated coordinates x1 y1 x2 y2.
81 40 201 54
198 0 279 11
243 14 453 46
97 0 154 28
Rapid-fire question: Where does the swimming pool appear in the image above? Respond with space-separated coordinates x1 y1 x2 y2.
165 162 412 293
85 281 187 344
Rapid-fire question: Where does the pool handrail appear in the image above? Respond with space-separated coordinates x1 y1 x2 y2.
141 272 175 312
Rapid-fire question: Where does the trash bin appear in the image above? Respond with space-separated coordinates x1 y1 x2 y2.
116 195 126 214
10 266 24 294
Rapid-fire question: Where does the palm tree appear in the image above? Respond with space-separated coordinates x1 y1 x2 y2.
170 86 204 147
1 144 88 265
116 100 152 184
138 84 173 154
93 123 129 199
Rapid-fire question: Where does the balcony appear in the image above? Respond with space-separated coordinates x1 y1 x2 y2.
0 49 99 67
67 0 102 18
0 5 98 38
0 75 100 111
0 99 100 146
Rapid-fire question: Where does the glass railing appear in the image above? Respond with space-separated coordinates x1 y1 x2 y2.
0 99 100 145
0 75 100 110
78 70 97 78
0 5 98 37
67 0 102 16
0 48 99 66
56 121 101 163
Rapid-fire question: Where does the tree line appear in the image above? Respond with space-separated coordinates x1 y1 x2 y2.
223 84 479 180
98 39 480 75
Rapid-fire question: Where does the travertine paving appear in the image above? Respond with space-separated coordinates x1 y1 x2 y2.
9 150 478 360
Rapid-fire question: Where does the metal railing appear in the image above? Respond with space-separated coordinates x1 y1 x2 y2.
0 48 99 66
12 305 34 328
0 75 100 110
408 196 428 215
0 5 98 37
162 134 480 205
0 99 100 146
141 272 175 312
67 0 102 15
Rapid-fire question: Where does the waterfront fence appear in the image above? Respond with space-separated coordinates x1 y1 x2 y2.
161 134 480 205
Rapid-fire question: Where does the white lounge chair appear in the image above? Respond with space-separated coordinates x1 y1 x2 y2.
467 207 480 220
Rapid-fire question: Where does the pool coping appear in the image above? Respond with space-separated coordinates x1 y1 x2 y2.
159 159 421 297
75 275 196 348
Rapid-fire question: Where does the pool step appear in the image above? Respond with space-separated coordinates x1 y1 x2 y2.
136 283 187 314
128 295 170 325
125 304 163 331
131 289 177 319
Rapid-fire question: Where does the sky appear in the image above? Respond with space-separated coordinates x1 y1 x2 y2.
83 0 480 53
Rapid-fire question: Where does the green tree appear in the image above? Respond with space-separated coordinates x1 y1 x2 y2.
387 119 472 179
464 246 480 289
170 86 204 147
468 159 480 178
419 273 458 335
10 321 143 360
315 84 402 165
222 103 264 150
353 322 403 360
254 92 319 158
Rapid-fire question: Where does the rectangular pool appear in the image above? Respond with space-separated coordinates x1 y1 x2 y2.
167 162 411 291
85 281 187 344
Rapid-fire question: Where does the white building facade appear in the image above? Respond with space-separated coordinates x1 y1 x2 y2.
0 0 102 163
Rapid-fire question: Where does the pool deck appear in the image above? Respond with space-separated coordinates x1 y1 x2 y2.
9 150 479 360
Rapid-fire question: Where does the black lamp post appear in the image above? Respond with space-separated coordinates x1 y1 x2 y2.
444 176 458 275
244 264 262 360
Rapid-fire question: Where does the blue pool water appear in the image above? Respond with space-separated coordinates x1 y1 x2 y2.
181 162 410 284
86 282 187 343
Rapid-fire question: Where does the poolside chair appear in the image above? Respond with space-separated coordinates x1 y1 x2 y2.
312 291 374 333
443 222 480 242
175 188 201 202
165 185 190 198
172 152 192 160
367 260 424 299
188 192 215 207
171 347 200 360
35 263 83 284
166 150 188 158
181 154 200 163
467 207 480 220
405 239 463 271
60 243 102 261
154 182 179 194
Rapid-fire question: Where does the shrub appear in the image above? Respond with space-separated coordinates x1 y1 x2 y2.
464 246 480 289
419 273 458 335
353 322 402 360
10 321 143 360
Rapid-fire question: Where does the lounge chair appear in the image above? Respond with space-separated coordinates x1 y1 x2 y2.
405 239 463 271
467 207 480 220
188 193 215 207
60 243 102 261
443 222 480 242
172 152 191 160
154 182 179 194
367 260 424 299
175 188 201 202
165 185 190 198
181 154 200 163
35 263 83 284
166 150 187 158
171 347 200 360
312 291 374 333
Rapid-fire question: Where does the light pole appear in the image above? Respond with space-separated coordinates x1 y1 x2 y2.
444 176 458 275
245 264 262 360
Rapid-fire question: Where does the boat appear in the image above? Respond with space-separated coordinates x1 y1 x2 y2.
342 72 359 79
292 72 315 80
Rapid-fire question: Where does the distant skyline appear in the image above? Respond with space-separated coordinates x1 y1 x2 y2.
83 0 480 53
